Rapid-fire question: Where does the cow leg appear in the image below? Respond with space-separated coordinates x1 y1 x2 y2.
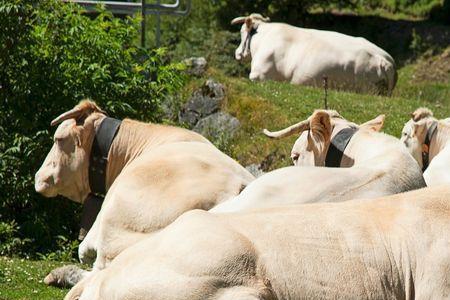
93 227 149 270
249 54 277 82
44 265 89 288
213 285 276 300
78 217 100 265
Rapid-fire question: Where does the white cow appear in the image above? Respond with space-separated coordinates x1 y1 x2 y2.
212 110 425 212
35 100 254 287
65 186 450 300
401 107 450 186
232 13 397 95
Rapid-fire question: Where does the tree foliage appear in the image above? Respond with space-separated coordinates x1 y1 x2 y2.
0 0 184 256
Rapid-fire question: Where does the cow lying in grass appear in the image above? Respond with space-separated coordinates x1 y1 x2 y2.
231 13 397 95
35 100 254 287
212 110 425 212
65 186 450 300
401 107 450 186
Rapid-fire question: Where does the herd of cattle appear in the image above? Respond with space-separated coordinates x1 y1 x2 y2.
31 14 450 300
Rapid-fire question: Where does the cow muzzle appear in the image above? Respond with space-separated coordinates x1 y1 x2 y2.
35 173 57 197
235 50 243 61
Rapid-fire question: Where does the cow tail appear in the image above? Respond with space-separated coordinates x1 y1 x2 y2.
379 56 397 96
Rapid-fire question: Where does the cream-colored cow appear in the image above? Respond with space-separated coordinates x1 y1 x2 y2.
212 110 425 212
401 107 450 186
66 186 450 300
35 100 254 286
232 14 397 95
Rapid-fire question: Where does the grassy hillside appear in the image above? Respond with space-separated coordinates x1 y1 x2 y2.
191 56 450 170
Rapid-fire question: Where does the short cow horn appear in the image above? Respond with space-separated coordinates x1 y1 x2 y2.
50 100 105 126
231 16 246 25
263 119 310 139
50 107 84 126
249 13 270 22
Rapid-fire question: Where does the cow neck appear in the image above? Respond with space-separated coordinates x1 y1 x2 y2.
325 126 358 167
422 121 438 171
80 116 121 240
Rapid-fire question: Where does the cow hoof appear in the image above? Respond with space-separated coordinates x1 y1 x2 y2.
44 265 87 288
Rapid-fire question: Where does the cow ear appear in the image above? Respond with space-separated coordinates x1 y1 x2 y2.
412 122 427 139
245 17 253 30
411 107 433 122
360 114 385 132
308 111 332 153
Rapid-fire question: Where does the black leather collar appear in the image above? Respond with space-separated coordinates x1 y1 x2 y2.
422 121 437 172
79 117 121 240
241 27 257 57
89 117 122 195
325 127 358 167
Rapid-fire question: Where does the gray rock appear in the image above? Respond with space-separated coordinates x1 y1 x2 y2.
245 163 265 178
183 57 207 76
178 79 226 127
193 112 240 140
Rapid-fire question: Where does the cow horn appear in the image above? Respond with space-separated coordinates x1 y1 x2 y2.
50 107 84 126
50 100 105 126
231 16 246 25
263 119 310 139
249 13 270 22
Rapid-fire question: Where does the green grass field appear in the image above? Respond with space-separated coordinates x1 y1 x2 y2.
205 55 450 170
3 52 449 300
0 257 69 300
3 12 450 299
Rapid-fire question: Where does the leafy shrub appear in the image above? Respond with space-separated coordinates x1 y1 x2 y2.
37 236 79 262
0 0 185 256
0 221 31 256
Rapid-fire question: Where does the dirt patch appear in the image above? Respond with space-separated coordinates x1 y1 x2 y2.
414 47 450 83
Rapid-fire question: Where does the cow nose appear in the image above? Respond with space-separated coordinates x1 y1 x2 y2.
34 172 55 195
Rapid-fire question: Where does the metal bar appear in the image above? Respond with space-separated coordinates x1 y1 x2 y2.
155 0 161 47
63 0 191 16
141 0 146 48
62 0 191 48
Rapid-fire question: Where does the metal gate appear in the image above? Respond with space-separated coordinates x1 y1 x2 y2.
63 0 192 47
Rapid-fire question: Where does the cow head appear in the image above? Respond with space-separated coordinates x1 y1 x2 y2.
35 100 106 203
400 107 434 168
231 13 270 61
264 110 385 166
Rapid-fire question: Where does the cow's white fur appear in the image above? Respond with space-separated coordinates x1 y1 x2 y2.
233 14 397 95
66 186 450 300
401 107 450 186
35 101 254 287
212 110 425 213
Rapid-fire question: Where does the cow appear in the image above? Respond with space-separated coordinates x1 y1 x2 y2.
401 107 450 186
231 13 397 95
35 100 255 287
65 186 450 300
211 110 425 212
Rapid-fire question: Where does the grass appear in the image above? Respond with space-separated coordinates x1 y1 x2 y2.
3 9 449 299
0 256 70 300
4 48 449 300
198 59 450 170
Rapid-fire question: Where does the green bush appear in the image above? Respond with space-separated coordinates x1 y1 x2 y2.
0 0 185 256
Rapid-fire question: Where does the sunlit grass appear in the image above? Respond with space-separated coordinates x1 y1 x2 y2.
0 256 70 300
205 63 450 169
